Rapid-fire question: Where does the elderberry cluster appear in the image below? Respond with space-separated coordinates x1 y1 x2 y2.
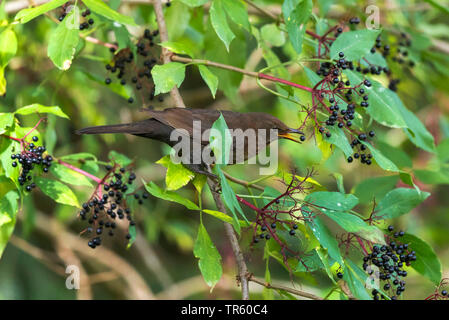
315 52 376 146
252 221 298 244
104 29 163 105
57 3 95 30
10 136 52 192
362 226 416 300
79 165 149 249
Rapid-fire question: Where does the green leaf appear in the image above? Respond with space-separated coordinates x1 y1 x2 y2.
326 125 353 158
344 259 372 300
82 0 136 25
401 233 442 285
283 0 312 54
361 142 399 172
35 177 79 207
202 209 248 227
50 163 93 187
0 190 20 258
330 29 381 61
0 113 14 135
160 41 194 57
156 155 195 191
375 188 430 219
0 29 18 68
353 175 399 204
14 0 68 23
165 1 191 41
222 0 250 31
198 65 218 98
261 23 285 47
47 11 80 71
144 181 199 210
214 166 245 234
179 0 210 6
15 104 69 119
0 138 20 181
295 249 325 272
60 152 97 162
194 222 222 289
151 62 186 95
108 150 132 167
345 71 406 128
210 0 235 51
305 192 384 243
209 114 232 165
304 214 343 265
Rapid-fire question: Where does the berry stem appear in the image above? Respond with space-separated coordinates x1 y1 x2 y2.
171 55 314 93
57 159 103 184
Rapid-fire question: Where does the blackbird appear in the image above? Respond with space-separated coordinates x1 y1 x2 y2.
76 108 302 175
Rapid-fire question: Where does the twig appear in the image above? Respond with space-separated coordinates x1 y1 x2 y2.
248 275 323 300
171 55 314 93
152 0 186 108
207 174 250 300
223 171 265 191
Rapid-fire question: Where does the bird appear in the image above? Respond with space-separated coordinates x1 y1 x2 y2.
76 108 302 176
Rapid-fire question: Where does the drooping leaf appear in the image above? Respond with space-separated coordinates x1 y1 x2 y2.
375 188 430 219
108 150 132 167
82 0 136 25
144 181 199 210
50 163 93 187
35 177 80 207
283 0 312 54
198 65 218 98
361 142 399 172
156 155 195 191
330 29 381 61
401 233 442 285
210 0 235 51
151 62 186 95
0 190 19 258
194 222 223 289
47 10 80 71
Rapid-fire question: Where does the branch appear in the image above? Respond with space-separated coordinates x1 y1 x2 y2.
152 0 186 108
223 171 265 191
248 275 323 300
171 55 314 93
207 174 250 300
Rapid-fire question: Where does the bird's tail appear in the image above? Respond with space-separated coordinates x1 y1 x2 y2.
76 120 152 135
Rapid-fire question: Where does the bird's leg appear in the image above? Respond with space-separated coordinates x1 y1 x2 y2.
183 163 219 181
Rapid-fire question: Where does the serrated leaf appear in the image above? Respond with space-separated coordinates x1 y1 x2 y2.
283 0 312 54
156 155 195 191
82 0 136 25
375 188 430 219
160 41 194 57
47 11 80 71
35 177 79 207
15 104 69 119
401 233 442 285
144 181 199 210
15 0 68 23
345 71 406 128
151 62 186 95
261 23 285 47
210 0 235 51
361 142 399 172
198 65 218 98
222 0 250 31
50 163 93 187
330 29 381 61
108 150 132 167
0 190 19 258
194 222 222 289
0 28 17 68
0 113 14 135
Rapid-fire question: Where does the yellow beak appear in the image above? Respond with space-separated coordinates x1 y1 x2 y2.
278 128 303 143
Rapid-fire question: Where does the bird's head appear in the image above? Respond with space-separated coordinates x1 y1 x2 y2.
259 114 303 143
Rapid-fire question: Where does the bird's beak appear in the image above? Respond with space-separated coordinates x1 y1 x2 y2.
278 128 303 143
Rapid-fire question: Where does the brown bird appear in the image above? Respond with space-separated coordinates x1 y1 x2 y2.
76 108 302 176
